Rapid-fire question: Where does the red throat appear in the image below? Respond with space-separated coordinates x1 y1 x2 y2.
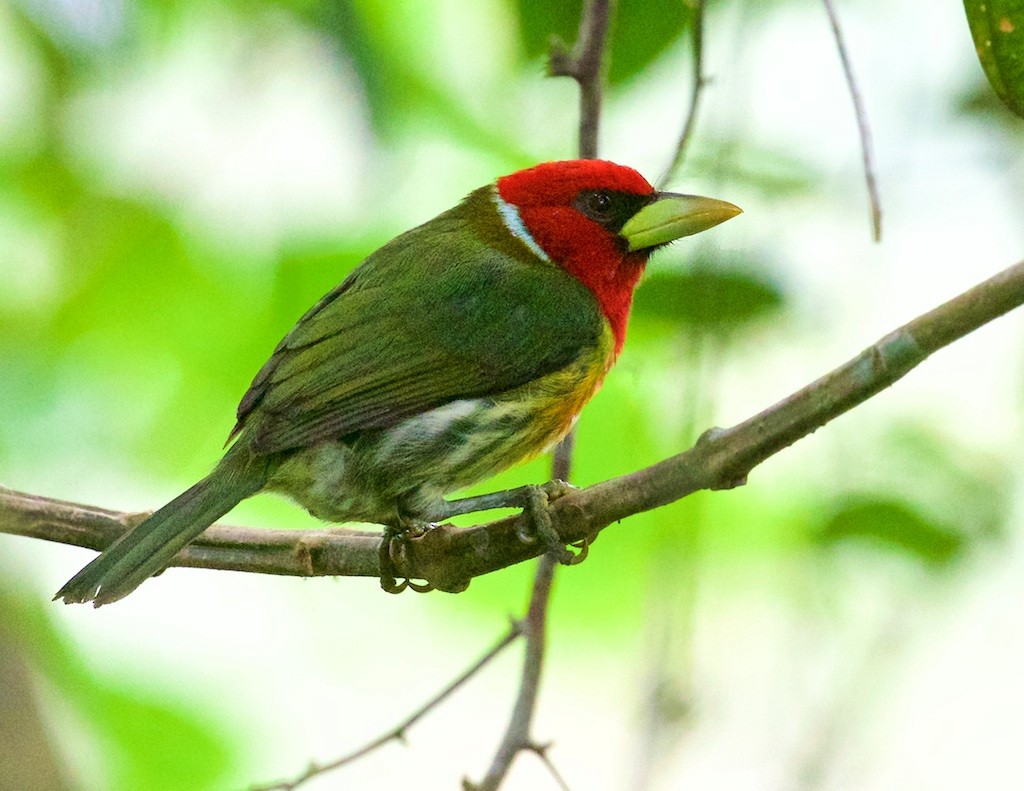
496 161 655 355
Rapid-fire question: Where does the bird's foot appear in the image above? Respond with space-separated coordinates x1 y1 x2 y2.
438 480 584 566
378 521 435 595
516 481 587 566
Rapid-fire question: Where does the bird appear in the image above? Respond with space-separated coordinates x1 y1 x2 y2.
55 159 740 606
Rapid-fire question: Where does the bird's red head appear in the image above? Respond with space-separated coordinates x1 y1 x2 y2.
496 160 658 355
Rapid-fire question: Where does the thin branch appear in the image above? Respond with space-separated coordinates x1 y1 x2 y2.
547 0 611 160
7 260 1024 586
527 743 573 791
0 489 384 580
462 4 614 790
822 0 883 242
251 624 523 791
659 0 707 188
547 0 612 526
551 429 575 483
467 554 558 791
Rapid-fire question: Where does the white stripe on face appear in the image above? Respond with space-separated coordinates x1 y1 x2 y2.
491 187 550 262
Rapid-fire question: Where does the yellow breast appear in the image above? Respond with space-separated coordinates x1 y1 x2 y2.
495 320 617 460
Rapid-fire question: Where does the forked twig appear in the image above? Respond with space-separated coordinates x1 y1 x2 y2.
527 742 574 791
548 0 611 160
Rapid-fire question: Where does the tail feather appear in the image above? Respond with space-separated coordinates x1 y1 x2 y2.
55 451 269 606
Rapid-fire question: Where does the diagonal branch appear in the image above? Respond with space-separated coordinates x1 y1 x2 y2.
5 259 1024 592
659 0 707 188
466 554 558 791
251 625 523 791
822 0 883 242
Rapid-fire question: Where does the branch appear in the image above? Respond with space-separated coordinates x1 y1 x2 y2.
468 4 615 789
5 259 1024 588
526 743 573 791
251 625 523 791
466 554 557 791
659 0 707 188
547 0 612 160
822 0 883 242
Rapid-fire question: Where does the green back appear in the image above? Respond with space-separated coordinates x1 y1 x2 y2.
233 187 605 455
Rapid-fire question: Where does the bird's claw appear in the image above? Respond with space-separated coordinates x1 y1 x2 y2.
566 537 590 565
378 522 435 594
516 481 582 566
540 478 577 500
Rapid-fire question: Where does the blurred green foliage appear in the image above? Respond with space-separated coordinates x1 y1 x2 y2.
0 584 235 791
816 496 968 568
810 422 1008 567
514 0 692 84
635 260 786 334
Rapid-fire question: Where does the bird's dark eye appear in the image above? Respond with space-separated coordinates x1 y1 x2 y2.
587 191 612 216
575 190 616 222
574 188 653 233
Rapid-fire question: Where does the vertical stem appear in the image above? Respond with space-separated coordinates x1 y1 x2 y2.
470 2 614 789
473 554 557 790
551 429 576 482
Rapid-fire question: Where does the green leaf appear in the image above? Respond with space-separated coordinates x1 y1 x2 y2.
607 0 692 84
814 496 966 569
633 259 786 334
964 0 1024 119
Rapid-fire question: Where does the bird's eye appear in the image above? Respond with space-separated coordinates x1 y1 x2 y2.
574 188 649 231
586 191 612 216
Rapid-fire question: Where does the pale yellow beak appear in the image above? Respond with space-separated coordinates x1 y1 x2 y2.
621 193 742 252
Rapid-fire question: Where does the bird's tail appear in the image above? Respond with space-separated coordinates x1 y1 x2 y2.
54 447 271 607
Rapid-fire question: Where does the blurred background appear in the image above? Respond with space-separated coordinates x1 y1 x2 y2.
2 0 1024 789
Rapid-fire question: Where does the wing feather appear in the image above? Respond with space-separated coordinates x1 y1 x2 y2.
231 192 605 455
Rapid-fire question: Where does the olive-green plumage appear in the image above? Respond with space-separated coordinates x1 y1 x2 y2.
55 160 740 605
235 186 603 455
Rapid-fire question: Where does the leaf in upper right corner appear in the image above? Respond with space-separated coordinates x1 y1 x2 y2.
964 0 1024 120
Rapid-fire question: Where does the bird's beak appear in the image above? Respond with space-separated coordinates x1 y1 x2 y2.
620 192 742 252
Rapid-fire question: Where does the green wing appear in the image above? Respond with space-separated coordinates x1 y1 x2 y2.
233 203 604 455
